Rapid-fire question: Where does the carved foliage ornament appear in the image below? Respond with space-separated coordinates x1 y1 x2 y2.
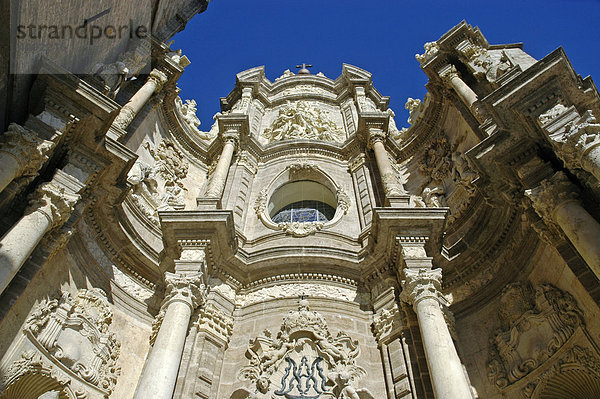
0 123 54 175
26 181 80 229
261 101 345 143
487 282 585 389
18 288 121 394
237 300 373 399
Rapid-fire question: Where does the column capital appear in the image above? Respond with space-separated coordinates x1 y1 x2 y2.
438 64 459 85
25 177 81 229
366 125 387 149
400 268 448 308
558 111 600 167
148 69 169 92
0 123 53 175
164 271 207 310
525 171 580 223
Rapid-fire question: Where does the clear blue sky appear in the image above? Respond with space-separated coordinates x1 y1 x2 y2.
173 0 600 128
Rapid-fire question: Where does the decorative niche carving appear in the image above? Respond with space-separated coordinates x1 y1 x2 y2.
126 138 189 226
234 299 374 399
261 102 345 143
1 288 121 398
487 282 586 390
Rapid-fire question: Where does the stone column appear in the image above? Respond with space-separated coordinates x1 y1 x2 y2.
401 268 472 399
0 123 53 193
113 69 168 131
0 171 80 294
439 65 478 107
203 130 240 198
134 247 206 399
367 125 408 206
526 171 600 275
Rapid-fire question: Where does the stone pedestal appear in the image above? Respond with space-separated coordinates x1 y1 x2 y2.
526 171 600 275
113 69 168 132
401 268 472 399
0 172 80 294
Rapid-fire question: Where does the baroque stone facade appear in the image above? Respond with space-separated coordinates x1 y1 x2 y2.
2 15 600 399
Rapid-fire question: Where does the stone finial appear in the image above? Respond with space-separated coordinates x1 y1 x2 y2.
415 41 439 64
525 171 580 223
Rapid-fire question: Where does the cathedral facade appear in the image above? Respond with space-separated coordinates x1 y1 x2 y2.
2 8 600 399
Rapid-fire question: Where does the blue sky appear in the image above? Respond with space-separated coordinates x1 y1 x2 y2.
173 0 600 129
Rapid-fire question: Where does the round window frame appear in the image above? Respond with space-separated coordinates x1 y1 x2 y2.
254 163 350 237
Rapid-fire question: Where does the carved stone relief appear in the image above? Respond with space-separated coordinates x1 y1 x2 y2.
235 300 374 399
487 282 585 390
1 288 121 398
261 102 344 143
126 138 189 226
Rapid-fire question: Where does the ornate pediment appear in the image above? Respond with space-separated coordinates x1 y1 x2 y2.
236 300 373 399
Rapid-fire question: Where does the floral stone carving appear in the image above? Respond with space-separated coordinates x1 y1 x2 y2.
13 288 121 396
236 299 373 399
487 282 584 389
261 102 345 143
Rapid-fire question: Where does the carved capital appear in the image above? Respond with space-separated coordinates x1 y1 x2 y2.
164 271 206 310
0 123 53 175
438 64 460 85
148 69 169 92
366 126 387 149
400 268 447 308
26 180 80 229
525 171 579 223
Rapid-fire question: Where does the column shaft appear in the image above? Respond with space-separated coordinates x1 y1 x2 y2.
581 146 600 182
414 297 472 398
448 75 478 107
555 200 600 273
371 139 405 199
0 211 51 293
133 301 192 399
0 152 21 193
205 140 236 197
113 69 167 130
